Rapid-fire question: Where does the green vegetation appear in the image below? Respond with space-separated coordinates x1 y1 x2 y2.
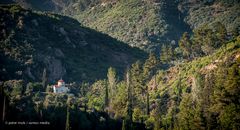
74 0 189 51
8 0 240 53
179 0 240 33
74 0 163 51
151 38 240 129
10 0 190 52
1 35 239 129
0 1 240 130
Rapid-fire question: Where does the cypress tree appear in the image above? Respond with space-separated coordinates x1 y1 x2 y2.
107 67 117 106
143 52 158 115
105 81 109 110
126 68 133 129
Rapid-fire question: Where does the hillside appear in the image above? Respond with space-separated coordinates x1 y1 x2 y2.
178 0 240 32
1 36 239 130
7 0 240 52
74 0 190 52
147 38 240 129
3 0 191 52
0 4 146 83
0 0 100 12
0 1 240 130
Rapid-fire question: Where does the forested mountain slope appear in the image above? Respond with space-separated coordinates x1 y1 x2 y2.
178 0 240 32
74 0 190 52
0 5 146 83
1 35 239 130
6 0 239 52
147 39 240 129
7 0 190 52
0 1 240 130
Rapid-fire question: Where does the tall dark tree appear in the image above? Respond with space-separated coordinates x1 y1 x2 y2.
105 80 109 110
107 67 117 106
131 61 143 92
125 68 133 130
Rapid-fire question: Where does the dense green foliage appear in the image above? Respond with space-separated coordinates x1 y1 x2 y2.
9 0 240 53
179 0 240 33
151 39 240 129
1 81 122 130
0 1 240 130
1 36 239 129
74 0 189 52
82 35 240 130
9 0 191 52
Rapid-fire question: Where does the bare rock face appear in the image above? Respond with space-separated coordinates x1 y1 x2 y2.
22 50 67 82
43 56 66 82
